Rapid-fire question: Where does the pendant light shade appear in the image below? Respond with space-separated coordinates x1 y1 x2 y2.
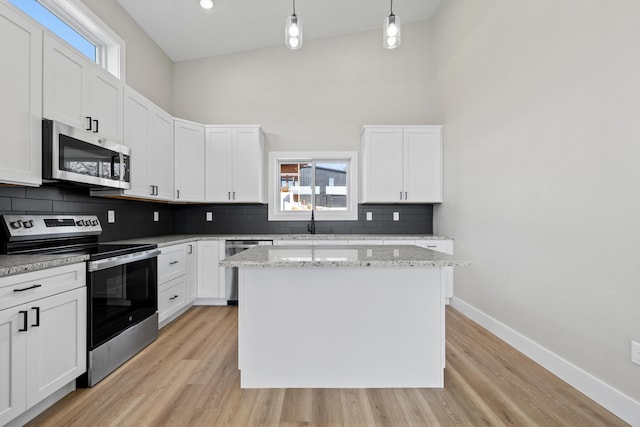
383 0 401 49
285 0 302 49
199 0 214 10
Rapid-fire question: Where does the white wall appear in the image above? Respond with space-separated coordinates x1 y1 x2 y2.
82 0 174 113
173 21 435 152
433 0 640 405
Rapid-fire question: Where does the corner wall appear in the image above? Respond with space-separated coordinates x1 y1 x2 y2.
432 0 640 415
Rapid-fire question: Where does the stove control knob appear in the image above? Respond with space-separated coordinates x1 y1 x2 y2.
92 219 99 226
85 222 92 227
23 220 34 229
9 220 22 229
76 220 85 226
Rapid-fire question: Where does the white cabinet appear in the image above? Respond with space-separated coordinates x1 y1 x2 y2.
0 264 86 427
196 240 225 300
205 126 265 203
0 3 42 186
361 126 442 203
43 34 123 142
121 86 174 201
175 120 205 202
158 244 190 327
185 243 198 303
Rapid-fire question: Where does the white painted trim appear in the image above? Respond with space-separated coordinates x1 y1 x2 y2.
450 297 640 426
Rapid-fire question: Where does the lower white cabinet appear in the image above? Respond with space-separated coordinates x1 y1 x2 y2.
0 264 86 426
158 244 191 327
196 240 225 301
186 243 198 303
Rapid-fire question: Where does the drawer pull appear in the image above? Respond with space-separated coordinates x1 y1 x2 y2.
31 307 40 327
19 311 28 332
170 295 179 300
169 261 179 265
14 284 42 292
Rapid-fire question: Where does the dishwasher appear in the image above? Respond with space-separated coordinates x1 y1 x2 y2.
225 240 273 304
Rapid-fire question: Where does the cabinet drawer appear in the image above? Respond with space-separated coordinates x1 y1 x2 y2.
158 245 187 283
158 276 186 321
0 263 86 311
414 240 453 255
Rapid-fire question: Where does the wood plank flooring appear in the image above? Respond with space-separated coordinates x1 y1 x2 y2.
26 306 627 426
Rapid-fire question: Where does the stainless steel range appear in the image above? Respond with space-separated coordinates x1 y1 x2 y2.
1 214 160 387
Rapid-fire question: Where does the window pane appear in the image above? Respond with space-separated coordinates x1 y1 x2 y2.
10 0 97 61
279 162 313 211
315 162 348 211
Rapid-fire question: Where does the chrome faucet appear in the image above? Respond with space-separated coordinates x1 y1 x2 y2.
307 209 316 234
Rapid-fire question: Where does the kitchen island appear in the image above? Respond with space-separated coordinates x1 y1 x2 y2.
220 244 471 389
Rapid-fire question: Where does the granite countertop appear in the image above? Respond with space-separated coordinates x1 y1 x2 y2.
109 233 454 248
219 244 472 268
0 254 90 278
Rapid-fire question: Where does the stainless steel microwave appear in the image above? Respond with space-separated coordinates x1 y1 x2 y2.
42 119 131 190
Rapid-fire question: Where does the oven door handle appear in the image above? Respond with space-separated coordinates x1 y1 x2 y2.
87 249 161 272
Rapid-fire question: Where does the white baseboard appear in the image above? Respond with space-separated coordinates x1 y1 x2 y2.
450 297 640 426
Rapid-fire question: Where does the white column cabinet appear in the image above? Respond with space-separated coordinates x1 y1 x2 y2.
197 240 225 300
121 87 174 201
361 126 442 203
43 34 123 143
175 120 205 202
205 126 265 203
0 264 86 427
0 3 42 186
186 243 198 303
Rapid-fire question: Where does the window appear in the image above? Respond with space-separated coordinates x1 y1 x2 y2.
269 152 358 221
9 0 125 79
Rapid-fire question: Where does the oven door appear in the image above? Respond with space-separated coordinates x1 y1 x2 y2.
87 250 159 349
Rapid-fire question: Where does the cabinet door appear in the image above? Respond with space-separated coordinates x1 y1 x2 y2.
233 128 264 202
0 4 42 186
186 243 198 303
89 68 123 142
158 245 187 284
0 306 27 426
43 34 90 131
150 109 174 201
25 287 86 407
403 127 442 203
123 88 152 198
175 121 205 202
197 241 224 299
361 128 403 202
205 128 234 202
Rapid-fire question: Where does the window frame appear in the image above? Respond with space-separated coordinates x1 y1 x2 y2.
8 0 126 79
268 151 359 221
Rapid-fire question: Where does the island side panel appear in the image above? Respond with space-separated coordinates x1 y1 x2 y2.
238 266 444 388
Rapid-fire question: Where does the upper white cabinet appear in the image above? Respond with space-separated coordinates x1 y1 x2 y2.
205 126 265 203
175 119 205 202
360 126 442 203
122 86 174 201
0 3 42 186
43 33 123 142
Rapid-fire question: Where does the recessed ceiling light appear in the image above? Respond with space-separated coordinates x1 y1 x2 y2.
200 0 214 10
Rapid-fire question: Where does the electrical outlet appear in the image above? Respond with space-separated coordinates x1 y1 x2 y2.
107 210 115 223
632 341 640 366
153 211 159 222
366 212 372 221
393 212 399 221
206 211 213 222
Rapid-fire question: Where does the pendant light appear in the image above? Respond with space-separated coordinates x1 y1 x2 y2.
285 0 302 50
199 0 214 10
383 0 401 49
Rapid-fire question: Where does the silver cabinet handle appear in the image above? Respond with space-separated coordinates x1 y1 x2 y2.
170 295 179 300
405 192 408 200
14 284 42 292
169 260 179 265
233 191 236 200
19 311 28 332
176 189 180 199
228 191 231 200
400 191 403 200
93 119 99 133
187 244 193 254
86 116 93 131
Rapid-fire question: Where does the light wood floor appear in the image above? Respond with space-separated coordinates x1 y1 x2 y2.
26 306 626 426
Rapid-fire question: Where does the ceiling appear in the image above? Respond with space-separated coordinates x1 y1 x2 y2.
117 0 444 62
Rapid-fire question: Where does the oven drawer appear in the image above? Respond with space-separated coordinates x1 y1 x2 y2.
158 276 186 322
0 263 86 311
158 245 187 283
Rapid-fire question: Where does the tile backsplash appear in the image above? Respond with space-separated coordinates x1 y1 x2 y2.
0 186 433 241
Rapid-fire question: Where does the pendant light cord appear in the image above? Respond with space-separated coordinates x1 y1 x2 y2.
293 0 296 17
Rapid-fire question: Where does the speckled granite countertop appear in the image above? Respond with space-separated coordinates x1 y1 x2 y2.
219 245 471 268
109 234 453 248
0 254 89 278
